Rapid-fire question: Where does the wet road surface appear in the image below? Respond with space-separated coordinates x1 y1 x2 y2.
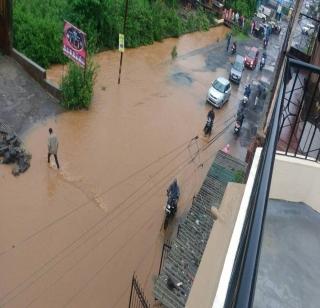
0 56 61 135
0 24 286 308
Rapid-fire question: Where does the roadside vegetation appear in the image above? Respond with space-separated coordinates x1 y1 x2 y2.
13 0 217 68
224 0 256 18
60 59 97 110
224 0 256 39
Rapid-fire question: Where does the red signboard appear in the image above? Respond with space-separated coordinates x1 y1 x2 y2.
63 21 87 68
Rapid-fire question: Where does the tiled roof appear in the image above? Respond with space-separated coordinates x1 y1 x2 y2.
154 150 247 308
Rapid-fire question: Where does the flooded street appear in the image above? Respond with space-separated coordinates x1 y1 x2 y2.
0 24 274 308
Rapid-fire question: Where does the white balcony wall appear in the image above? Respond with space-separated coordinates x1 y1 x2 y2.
270 154 320 212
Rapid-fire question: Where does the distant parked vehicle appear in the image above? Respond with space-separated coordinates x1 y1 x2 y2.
269 20 281 34
207 77 231 108
229 55 245 84
244 47 259 69
302 23 315 35
258 5 273 20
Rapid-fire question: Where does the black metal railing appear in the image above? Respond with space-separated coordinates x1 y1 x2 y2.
278 59 320 161
158 241 172 276
128 274 150 308
224 57 320 307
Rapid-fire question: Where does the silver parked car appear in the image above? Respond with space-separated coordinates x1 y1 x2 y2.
207 77 231 108
229 55 244 84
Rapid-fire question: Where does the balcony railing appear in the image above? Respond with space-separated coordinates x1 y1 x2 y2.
221 57 320 308
279 59 320 160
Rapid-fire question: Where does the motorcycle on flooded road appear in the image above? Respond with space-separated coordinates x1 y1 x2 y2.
163 180 180 230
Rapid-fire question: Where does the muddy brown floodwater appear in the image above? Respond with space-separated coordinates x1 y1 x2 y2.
0 26 238 308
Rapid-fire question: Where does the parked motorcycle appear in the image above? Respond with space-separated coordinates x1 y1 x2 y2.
270 21 281 34
231 42 237 55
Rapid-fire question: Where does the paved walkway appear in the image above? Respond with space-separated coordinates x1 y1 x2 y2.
0 55 62 135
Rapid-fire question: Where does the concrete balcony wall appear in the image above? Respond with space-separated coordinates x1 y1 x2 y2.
186 150 261 308
186 150 319 308
270 154 320 212
185 183 245 308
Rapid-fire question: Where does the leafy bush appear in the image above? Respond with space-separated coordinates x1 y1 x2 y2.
13 0 218 67
13 0 67 68
243 19 251 35
281 6 290 16
184 9 210 33
231 22 249 40
225 0 256 17
60 60 97 109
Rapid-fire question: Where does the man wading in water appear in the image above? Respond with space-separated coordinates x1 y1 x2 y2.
48 128 60 169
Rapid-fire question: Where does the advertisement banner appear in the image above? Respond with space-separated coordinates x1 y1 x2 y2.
63 21 87 68
119 33 125 52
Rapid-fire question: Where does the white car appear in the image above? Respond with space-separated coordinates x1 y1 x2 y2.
207 77 231 108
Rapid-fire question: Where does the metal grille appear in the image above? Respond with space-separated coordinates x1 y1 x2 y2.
278 59 320 161
158 241 172 276
128 274 150 308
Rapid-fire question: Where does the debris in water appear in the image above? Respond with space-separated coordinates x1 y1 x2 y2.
0 122 32 176
171 46 178 60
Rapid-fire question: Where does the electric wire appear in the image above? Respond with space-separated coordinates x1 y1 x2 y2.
23 156 198 308
40 206 161 308
1 116 236 306
0 142 199 306
63 158 217 308
0 111 235 258
0 136 197 257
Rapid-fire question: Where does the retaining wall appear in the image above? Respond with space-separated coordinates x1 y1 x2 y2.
11 48 62 100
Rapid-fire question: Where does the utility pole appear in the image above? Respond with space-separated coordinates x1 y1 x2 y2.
118 0 129 84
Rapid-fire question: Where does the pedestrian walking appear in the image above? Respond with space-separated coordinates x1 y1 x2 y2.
251 20 255 34
226 33 232 51
238 15 242 27
268 25 272 37
276 5 282 21
48 128 60 169
235 12 239 24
